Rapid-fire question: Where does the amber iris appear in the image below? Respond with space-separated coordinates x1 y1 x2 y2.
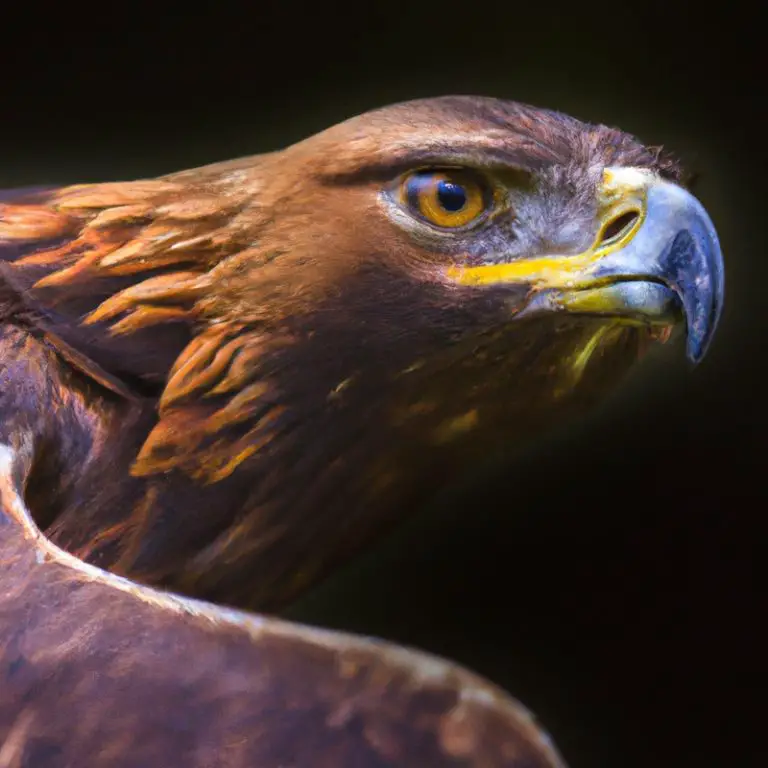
402 169 488 228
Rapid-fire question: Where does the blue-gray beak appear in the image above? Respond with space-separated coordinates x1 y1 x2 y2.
451 167 724 363
587 173 724 362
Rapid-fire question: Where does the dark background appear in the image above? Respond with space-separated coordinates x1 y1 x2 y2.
2 4 762 767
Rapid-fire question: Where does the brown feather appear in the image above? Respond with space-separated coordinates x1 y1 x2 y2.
0 443 565 768
0 95 700 765
0 95 678 610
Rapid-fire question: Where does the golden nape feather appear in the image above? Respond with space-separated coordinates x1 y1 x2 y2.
0 173 285 481
0 95 723 766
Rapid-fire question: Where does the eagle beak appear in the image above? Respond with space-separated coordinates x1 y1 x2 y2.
447 167 725 363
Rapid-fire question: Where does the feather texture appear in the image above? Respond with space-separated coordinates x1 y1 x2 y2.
1 95 679 609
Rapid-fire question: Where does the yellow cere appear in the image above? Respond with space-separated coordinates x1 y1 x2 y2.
445 167 650 289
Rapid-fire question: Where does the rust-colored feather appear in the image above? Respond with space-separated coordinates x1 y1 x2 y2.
131 321 289 482
0 166 275 483
0 204 77 240
84 271 208 325
161 326 244 407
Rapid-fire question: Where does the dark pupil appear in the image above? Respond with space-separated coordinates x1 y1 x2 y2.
436 179 467 212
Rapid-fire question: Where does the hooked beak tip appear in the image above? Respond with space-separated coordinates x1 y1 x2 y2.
592 173 725 364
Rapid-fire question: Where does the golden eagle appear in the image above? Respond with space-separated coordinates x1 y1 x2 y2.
0 96 723 766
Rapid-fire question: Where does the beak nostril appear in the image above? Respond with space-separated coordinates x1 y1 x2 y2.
600 210 640 245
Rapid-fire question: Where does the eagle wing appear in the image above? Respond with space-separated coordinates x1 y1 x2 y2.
0 441 564 768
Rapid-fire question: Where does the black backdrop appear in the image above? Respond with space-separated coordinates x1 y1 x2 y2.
1 4 763 767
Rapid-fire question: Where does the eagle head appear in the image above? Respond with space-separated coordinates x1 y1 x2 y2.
0 96 723 609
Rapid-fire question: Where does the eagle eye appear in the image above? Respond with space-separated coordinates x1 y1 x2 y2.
400 168 491 229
